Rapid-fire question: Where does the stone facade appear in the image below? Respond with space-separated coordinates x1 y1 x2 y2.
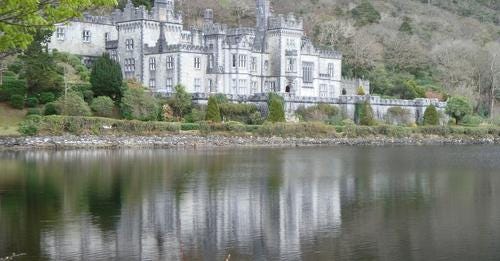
48 0 365 98
47 0 446 123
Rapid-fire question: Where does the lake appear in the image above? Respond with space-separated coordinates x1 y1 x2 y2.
1 145 500 260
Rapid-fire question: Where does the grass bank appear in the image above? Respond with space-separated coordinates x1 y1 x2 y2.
0 103 26 136
16 115 500 139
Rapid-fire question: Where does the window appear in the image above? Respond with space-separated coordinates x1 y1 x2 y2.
251 57 257 72
286 58 296 73
232 54 237 68
250 81 258 94
328 85 335 98
109 50 118 61
166 56 174 69
264 60 269 71
194 78 202 92
166 78 173 92
105 32 110 41
126 39 134 50
287 38 297 49
328 63 335 77
239 55 247 69
194 57 201 69
56 27 65 40
238 79 247 95
149 57 156 71
208 55 214 69
303 62 314 83
124 58 135 72
265 81 276 92
149 79 156 89
82 30 91 42
232 79 237 93
319 84 328 97
208 79 216 93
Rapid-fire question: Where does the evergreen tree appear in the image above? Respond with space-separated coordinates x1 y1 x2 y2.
90 53 124 101
351 0 381 27
22 30 63 95
267 95 286 122
423 105 439 125
358 101 375 126
206 96 222 122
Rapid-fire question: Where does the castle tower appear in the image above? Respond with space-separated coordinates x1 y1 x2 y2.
155 0 174 21
256 0 271 31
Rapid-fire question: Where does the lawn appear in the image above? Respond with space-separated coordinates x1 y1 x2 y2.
0 103 26 136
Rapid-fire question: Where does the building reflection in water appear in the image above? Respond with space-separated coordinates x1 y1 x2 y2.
1 146 500 260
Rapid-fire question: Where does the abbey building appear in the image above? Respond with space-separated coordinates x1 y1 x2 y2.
48 0 369 98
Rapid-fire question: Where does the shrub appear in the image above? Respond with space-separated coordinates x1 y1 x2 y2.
185 107 206 123
83 90 94 103
206 96 222 122
295 104 340 123
423 105 439 125
0 76 26 102
26 97 39 108
168 84 192 118
181 123 200 131
385 106 412 126
267 94 285 122
120 88 159 121
40 92 56 104
461 115 483 127
54 92 92 116
26 108 42 116
257 122 337 138
18 115 42 136
356 101 375 126
44 102 58 115
90 96 115 118
33 116 181 136
9 94 25 109
446 97 472 124
162 104 175 122
219 103 259 124
356 86 366 95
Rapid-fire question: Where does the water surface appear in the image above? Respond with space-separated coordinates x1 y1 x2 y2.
1 146 500 260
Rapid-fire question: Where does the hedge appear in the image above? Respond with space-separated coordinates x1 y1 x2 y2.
19 116 181 136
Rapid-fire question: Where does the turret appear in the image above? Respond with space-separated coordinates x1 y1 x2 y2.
204 9 214 25
256 0 271 31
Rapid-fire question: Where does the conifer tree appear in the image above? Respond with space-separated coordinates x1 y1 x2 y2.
206 96 222 122
267 95 286 123
423 105 439 125
90 53 123 101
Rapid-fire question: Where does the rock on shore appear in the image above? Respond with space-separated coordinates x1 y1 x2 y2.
0 135 499 151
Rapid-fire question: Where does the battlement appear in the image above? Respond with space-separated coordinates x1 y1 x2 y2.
227 27 256 36
268 13 303 30
112 1 182 24
319 49 342 59
203 23 228 35
79 13 114 24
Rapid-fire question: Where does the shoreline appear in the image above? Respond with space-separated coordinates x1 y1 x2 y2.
1 135 499 151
